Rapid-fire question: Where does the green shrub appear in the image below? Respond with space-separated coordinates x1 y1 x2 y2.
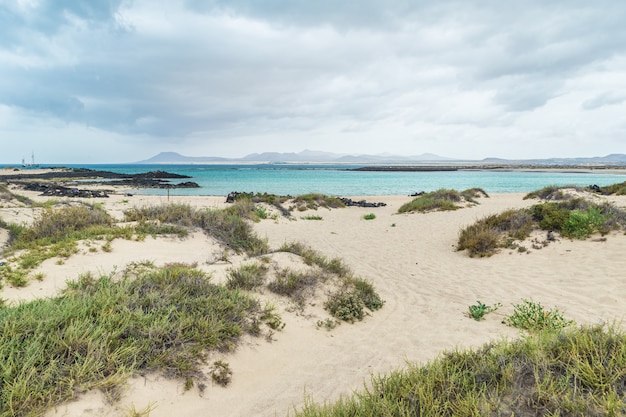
362 213 376 220
458 210 535 257
562 207 607 239
505 299 574 331
351 278 385 311
530 202 570 231
210 360 232 387
325 291 365 322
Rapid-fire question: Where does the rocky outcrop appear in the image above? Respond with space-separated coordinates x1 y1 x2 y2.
338 197 387 208
23 183 110 198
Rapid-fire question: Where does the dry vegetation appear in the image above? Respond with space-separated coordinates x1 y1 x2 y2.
458 186 626 257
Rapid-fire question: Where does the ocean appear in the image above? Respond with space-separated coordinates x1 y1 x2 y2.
64 164 626 197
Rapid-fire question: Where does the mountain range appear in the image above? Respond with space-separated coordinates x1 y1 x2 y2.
136 151 626 166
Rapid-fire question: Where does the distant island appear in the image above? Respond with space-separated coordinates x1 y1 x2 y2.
136 150 626 167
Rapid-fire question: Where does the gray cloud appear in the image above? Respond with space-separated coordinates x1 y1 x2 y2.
583 93 626 110
1 0 625 162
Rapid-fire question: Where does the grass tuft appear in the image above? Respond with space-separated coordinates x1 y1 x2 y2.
294 324 626 417
0 264 266 416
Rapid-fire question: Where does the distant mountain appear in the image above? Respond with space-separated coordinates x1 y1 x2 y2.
482 154 626 166
136 151 626 166
136 152 229 164
136 150 452 164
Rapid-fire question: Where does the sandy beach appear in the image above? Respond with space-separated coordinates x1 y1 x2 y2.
1 180 625 417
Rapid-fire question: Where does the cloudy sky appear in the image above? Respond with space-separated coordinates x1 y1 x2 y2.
1 0 625 163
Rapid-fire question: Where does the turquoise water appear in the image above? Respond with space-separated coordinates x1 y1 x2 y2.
70 164 626 196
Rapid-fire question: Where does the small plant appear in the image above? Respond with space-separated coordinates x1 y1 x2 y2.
325 290 365 323
467 301 501 321
254 206 268 220
363 213 376 220
301 215 323 220
505 299 574 331
316 318 338 331
260 303 285 331
210 360 232 387
226 262 268 290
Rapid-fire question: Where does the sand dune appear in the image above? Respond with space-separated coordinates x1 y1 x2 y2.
1 190 625 417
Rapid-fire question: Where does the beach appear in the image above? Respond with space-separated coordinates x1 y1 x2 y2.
1 178 626 416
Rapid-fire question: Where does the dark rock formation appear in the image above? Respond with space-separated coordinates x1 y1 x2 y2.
23 183 110 198
339 197 386 208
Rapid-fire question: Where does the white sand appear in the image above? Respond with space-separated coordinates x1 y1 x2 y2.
1 188 625 417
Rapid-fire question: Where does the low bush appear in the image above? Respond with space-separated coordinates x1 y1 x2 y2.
457 210 533 257
459 197 626 257
504 299 574 331
325 291 365 322
362 213 376 220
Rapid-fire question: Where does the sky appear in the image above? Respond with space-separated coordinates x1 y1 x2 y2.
1 0 625 164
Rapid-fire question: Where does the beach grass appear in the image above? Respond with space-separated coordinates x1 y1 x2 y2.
398 188 488 213
123 201 269 255
276 242 384 320
289 193 346 212
294 324 626 417
0 263 271 417
0 204 187 287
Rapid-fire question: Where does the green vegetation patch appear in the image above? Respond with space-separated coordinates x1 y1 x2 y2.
599 181 626 196
289 193 346 212
0 264 270 417
295 324 626 417
505 299 574 332
124 202 269 255
458 197 626 257
226 262 269 290
467 300 501 321
398 188 489 213
524 185 587 200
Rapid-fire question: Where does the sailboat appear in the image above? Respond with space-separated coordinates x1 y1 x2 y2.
22 151 39 168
